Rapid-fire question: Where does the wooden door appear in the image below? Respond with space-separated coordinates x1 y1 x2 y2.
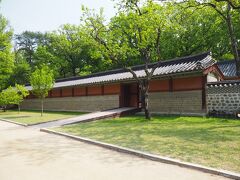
120 83 139 107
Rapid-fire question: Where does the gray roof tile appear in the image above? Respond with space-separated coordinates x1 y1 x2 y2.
217 60 237 77
26 52 214 90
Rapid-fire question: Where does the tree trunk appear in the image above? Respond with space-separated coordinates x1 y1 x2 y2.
72 67 76 77
226 3 240 75
41 98 43 117
141 80 151 120
18 105 20 114
144 91 151 120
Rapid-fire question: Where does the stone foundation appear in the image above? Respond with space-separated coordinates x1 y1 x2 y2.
21 95 119 112
149 90 203 114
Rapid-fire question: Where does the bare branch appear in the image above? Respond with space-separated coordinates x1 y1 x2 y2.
215 0 240 9
124 67 142 85
198 2 227 20
149 61 161 78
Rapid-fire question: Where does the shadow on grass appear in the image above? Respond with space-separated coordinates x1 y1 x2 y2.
64 115 240 144
57 115 240 173
1 116 31 119
1 109 86 116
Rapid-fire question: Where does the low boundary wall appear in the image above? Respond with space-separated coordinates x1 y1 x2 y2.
149 90 203 114
207 81 240 117
21 95 119 112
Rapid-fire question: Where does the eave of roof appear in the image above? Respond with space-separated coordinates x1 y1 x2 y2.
207 79 240 87
217 60 237 78
26 52 214 91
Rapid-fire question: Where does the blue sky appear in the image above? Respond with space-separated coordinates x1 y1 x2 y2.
1 0 116 34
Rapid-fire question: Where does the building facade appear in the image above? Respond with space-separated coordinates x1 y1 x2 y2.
23 52 224 115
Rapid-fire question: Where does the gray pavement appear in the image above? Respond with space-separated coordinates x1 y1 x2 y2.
32 107 136 128
0 121 229 180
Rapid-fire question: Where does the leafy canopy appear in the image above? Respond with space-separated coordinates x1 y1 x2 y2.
0 15 14 90
30 65 54 99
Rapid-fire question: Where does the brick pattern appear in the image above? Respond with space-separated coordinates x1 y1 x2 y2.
207 85 240 115
149 90 203 113
21 95 119 112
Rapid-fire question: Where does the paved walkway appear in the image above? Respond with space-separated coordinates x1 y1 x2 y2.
0 121 229 180
33 107 136 128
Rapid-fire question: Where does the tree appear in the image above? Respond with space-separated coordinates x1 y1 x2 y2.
9 51 31 86
30 66 54 116
48 25 88 76
0 85 29 112
160 3 230 60
33 45 63 77
0 87 19 112
14 31 47 66
0 15 14 91
185 0 240 74
82 0 174 119
15 84 29 113
47 24 110 77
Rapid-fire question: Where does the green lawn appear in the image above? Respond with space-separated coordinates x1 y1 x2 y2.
54 115 240 173
0 110 85 125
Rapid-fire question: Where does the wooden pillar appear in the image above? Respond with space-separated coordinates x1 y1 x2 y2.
49 90 52 98
137 83 140 108
169 77 173 92
72 87 75 97
101 85 104 95
202 75 207 109
60 89 63 97
85 87 88 96
119 84 124 108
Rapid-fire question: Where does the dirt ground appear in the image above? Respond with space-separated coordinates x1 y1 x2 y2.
0 121 229 180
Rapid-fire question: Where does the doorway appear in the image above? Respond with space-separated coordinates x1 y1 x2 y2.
120 83 139 107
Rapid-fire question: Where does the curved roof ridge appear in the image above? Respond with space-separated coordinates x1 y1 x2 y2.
217 60 237 77
54 51 211 83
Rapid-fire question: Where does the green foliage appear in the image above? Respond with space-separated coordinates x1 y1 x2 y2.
30 65 54 99
9 0 240 82
160 2 230 59
82 1 173 66
0 87 19 109
0 15 14 90
9 52 31 85
30 65 54 116
0 84 29 111
186 0 240 62
14 31 48 65
81 0 238 65
15 84 29 104
47 24 110 77
221 53 235 60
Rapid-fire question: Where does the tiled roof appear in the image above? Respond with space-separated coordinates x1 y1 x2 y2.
217 60 237 77
26 52 214 90
207 80 240 88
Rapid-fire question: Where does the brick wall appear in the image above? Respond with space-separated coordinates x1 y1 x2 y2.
207 82 240 116
149 90 203 114
21 95 119 112
24 76 205 114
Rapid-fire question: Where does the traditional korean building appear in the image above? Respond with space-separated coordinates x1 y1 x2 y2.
217 60 240 80
23 52 225 115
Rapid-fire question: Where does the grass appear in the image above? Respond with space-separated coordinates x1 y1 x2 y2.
54 115 240 173
0 110 85 125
